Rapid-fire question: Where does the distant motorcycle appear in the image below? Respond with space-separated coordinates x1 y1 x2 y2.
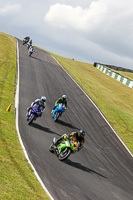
52 103 65 122
49 134 78 161
26 104 42 125
23 37 30 45
27 42 31 49
28 46 34 56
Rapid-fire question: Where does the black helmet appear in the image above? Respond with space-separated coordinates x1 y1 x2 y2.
78 130 85 138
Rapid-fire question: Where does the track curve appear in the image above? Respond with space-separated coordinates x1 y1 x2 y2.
18 40 133 200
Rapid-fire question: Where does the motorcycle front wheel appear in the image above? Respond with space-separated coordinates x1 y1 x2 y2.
58 148 71 161
49 144 55 153
28 115 34 125
54 112 60 122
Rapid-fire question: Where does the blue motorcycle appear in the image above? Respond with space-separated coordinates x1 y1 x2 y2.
27 104 42 125
52 103 65 122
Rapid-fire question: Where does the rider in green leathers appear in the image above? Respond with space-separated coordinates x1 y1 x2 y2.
51 95 67 113
54 130 85 151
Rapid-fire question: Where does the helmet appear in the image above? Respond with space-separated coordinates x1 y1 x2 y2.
78 130 85 138
41 96 46 102
62 95 67 99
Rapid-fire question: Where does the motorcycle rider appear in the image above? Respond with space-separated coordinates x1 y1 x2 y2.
27 40 32 49
54 130 85 151
23 36 30 43
29 39 32 45
51 95 67 113
28 45 35 54
27 96 46 117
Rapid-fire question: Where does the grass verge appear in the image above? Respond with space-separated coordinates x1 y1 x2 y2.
0 32 50 200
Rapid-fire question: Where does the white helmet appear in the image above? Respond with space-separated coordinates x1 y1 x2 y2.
62 95 67 99
41 96 46 102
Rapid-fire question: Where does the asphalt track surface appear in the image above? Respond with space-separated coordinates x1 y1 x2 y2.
18 39 133 200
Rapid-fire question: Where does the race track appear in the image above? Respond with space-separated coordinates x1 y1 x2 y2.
18 40 133 200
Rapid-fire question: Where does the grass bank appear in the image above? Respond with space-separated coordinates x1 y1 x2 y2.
45 51 133 154
0 32 50 200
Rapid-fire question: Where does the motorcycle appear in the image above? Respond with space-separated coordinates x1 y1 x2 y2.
28 46 34 56
27 42 31 49
49 134 78 161
52 103 65 122
23 37 30 45
26 104 42 125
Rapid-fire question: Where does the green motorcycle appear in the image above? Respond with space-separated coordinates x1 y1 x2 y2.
49 134 78 161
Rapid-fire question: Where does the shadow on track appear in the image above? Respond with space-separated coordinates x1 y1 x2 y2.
30 55 41 60
30 123 61 136
56 120 79 130
64 159 107 179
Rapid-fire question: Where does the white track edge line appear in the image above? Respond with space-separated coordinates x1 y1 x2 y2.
51 55 133 158
15 40 54 200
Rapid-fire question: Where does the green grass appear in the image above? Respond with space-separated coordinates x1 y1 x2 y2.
0 32 50 200
44 51 133 154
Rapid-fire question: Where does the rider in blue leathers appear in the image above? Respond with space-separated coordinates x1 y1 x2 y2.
27 96 46 117
28 45 35 54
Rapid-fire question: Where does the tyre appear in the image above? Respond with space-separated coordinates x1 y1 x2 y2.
54 112 60 122
49 144 55 153
58 148 71 161
28 115 34 125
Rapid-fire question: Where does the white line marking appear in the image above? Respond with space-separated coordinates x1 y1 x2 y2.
51 55 133 158
15 40 54 200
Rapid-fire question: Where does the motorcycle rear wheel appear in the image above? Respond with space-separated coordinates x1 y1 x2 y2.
58 148 71 161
